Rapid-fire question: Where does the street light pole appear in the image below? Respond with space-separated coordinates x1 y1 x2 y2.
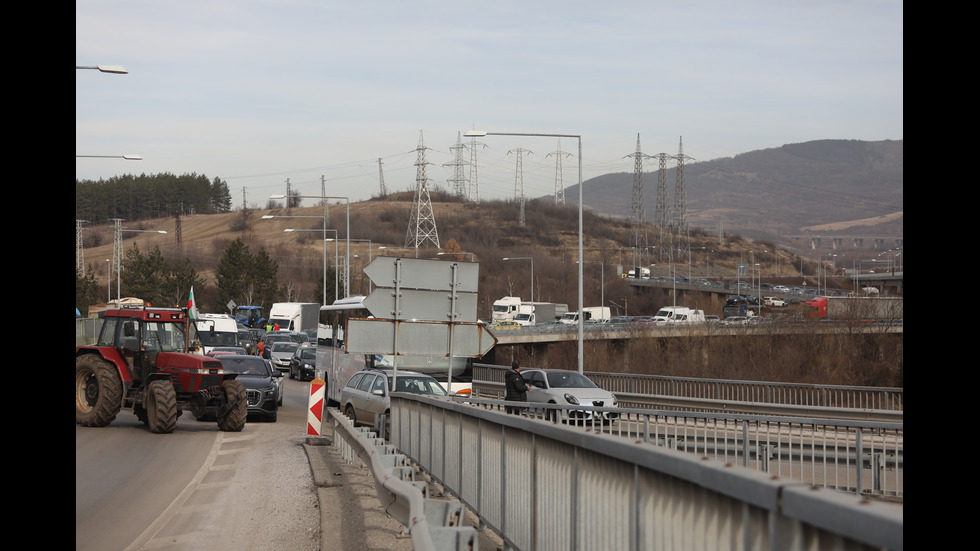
502 257 534 306
577 260 604 315
273 195 350 297
467 130 583 373
330 238 372 293
111 219 167 307
264 214 336 305
284 228 339 304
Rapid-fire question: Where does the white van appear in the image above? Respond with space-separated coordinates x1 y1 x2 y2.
196 313 240 353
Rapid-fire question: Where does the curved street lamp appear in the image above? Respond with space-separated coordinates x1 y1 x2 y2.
76 154 142 160
272 194 350 297
76 64 128 74
468 130 583 373
502 257 534 306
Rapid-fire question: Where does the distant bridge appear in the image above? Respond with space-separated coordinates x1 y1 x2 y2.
785 234 903 250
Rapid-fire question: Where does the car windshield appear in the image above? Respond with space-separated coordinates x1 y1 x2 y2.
388 376 448 396
221 357 271 376
272 343 298 353
546 371 597 389
299 348 316 360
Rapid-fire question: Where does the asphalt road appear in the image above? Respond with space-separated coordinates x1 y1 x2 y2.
76 376 497 551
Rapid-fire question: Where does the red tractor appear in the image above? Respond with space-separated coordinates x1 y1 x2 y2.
75 307 248 433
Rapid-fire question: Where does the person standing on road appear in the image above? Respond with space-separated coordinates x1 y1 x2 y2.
504 360 529 414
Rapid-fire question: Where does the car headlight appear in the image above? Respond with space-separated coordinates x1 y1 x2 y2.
564 393 580 405
304 363 313 369
264 386 276 397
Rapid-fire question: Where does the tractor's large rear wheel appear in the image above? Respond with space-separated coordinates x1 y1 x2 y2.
146 379 178 434
217 380 247 432
75 355 123 427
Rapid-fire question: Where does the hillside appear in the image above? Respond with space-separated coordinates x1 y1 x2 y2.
80 192 844 319
566 139 903 251
78 139 901 317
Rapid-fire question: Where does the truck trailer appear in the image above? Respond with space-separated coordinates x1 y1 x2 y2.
559 306 611 325
804 296 903 323
513 302 569 326
268 302 320 332
649 306 706 325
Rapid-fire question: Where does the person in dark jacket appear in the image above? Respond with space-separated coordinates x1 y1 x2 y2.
504 360 530 414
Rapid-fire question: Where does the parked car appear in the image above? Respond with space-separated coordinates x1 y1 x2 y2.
340 369 448 434
262 333 294 359
606 316 634 325
269 341 299 374
289 344 318 381
490 320 522 331
704 315 722 324
208 346 249 356
763 297 786 307
521 368 619 423
210 355 279 422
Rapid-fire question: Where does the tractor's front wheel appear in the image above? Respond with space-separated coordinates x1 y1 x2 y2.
217 380 247 432
75 355 123 427
146 379 177 434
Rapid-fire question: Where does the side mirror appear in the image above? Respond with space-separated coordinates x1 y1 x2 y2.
372 389 386 397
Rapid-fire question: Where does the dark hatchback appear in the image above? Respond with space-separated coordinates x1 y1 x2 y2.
214 355 279 422
289 345 317 382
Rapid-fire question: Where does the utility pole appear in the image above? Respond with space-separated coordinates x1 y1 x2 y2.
467 132 486 204
405 130 440 251
444 131 468 197
509 147 531 227
625 134 652 271
547 139 572 206
671 137 695 265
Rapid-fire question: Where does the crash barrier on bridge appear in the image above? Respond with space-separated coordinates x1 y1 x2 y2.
472 363 904 412
328 408 477 551
389 394 903 551
462 396 903 499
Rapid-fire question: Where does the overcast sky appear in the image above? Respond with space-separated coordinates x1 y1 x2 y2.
76 1 903 207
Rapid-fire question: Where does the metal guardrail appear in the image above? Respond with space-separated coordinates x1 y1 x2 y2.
390 394 903 551
328 408 476 551
472 364 904 413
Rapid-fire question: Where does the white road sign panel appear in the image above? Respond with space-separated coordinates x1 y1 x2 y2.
345 318 496 357
363 288 478 322
364 257 479 293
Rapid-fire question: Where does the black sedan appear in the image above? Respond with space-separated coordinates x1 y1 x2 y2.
215 355 279 422
289 345 317 382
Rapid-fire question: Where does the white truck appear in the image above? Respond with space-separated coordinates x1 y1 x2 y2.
268 302 320 332
626 267 651 279
196 313 240 353
649 306 706 325
492 296 522 323
559 306 611 325
513 302 569 326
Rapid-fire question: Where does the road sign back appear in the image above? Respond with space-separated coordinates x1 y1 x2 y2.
363 288 478 322
364 257 479 293
346 318 497 357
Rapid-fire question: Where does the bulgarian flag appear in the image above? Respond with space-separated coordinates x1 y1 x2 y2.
187 286 199 319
